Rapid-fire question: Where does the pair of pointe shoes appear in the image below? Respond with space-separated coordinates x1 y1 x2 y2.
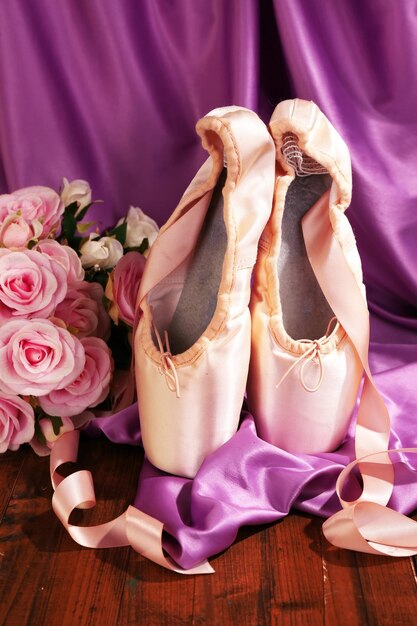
135 99 364 479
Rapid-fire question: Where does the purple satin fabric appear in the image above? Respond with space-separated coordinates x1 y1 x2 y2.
1 1 417 568
84 404 141 446
0 0 261 226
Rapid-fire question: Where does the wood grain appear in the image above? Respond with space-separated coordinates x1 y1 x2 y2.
0 438 141 626
321 523 417 626
1 439 417 626
0 448 27 522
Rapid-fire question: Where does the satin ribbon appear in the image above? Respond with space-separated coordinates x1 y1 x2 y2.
302 192 417 556
276 317 338 393
50 429 214 574
152 319 181 398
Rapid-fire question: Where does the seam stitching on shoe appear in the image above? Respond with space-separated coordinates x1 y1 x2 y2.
313 148 349 188
143 115 244 369
175 116 242 365
268 318 348 356
208 117 241 343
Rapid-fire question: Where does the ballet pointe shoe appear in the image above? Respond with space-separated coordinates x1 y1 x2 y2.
135 106 276 477
248 99 364 454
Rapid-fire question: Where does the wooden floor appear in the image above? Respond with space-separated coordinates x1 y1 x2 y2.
1 437 417 626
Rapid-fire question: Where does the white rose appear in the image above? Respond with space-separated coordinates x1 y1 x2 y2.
117 206 159 249
79 235 124 270
61 178 92 215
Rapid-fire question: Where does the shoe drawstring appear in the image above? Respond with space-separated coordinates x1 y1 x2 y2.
152 320 181 399
276 317 339 393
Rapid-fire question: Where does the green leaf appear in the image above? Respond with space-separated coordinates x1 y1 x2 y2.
34 404 44 419
76 202 93 221
76 220 96 234
107 221 127 246
84 268 109 289
125 237 149 255
140 237 149 254
49 415 64 437
64 201 79 217
107 321 132 370
70 235 83 251
34 420 47 446
62 211 77 241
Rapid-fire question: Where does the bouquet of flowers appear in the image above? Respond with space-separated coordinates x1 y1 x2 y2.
0 179 158 455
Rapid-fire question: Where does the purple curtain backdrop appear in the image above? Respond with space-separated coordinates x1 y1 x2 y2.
2 1 417 568
0 0 273 226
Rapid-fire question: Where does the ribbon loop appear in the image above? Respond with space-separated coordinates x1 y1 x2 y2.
152 320 181 398
302 192 417 557
49 431 213 574
276 317 338 392
299 340 324 392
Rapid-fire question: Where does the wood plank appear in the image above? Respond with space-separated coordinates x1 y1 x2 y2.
192 524 272 626
0 447 27 522
355 552 417 625
321 533 370 625
0 437 142 626
193 513 324 626
265 513 324 625
118 556 196 625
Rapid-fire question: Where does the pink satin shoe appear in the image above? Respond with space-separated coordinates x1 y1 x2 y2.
247 99 364 454
135 106 275 477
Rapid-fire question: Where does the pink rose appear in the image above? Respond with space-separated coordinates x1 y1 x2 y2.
0 318 85 396
0 186 64 248
39 337 113 417
0 248 67 323
108 251 145 326
0 394 35 453
54 280 111 340
34 239 85 284
0 214 41 249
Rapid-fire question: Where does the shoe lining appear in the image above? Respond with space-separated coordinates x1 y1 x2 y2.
166 168 228 355
279 168 334 341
